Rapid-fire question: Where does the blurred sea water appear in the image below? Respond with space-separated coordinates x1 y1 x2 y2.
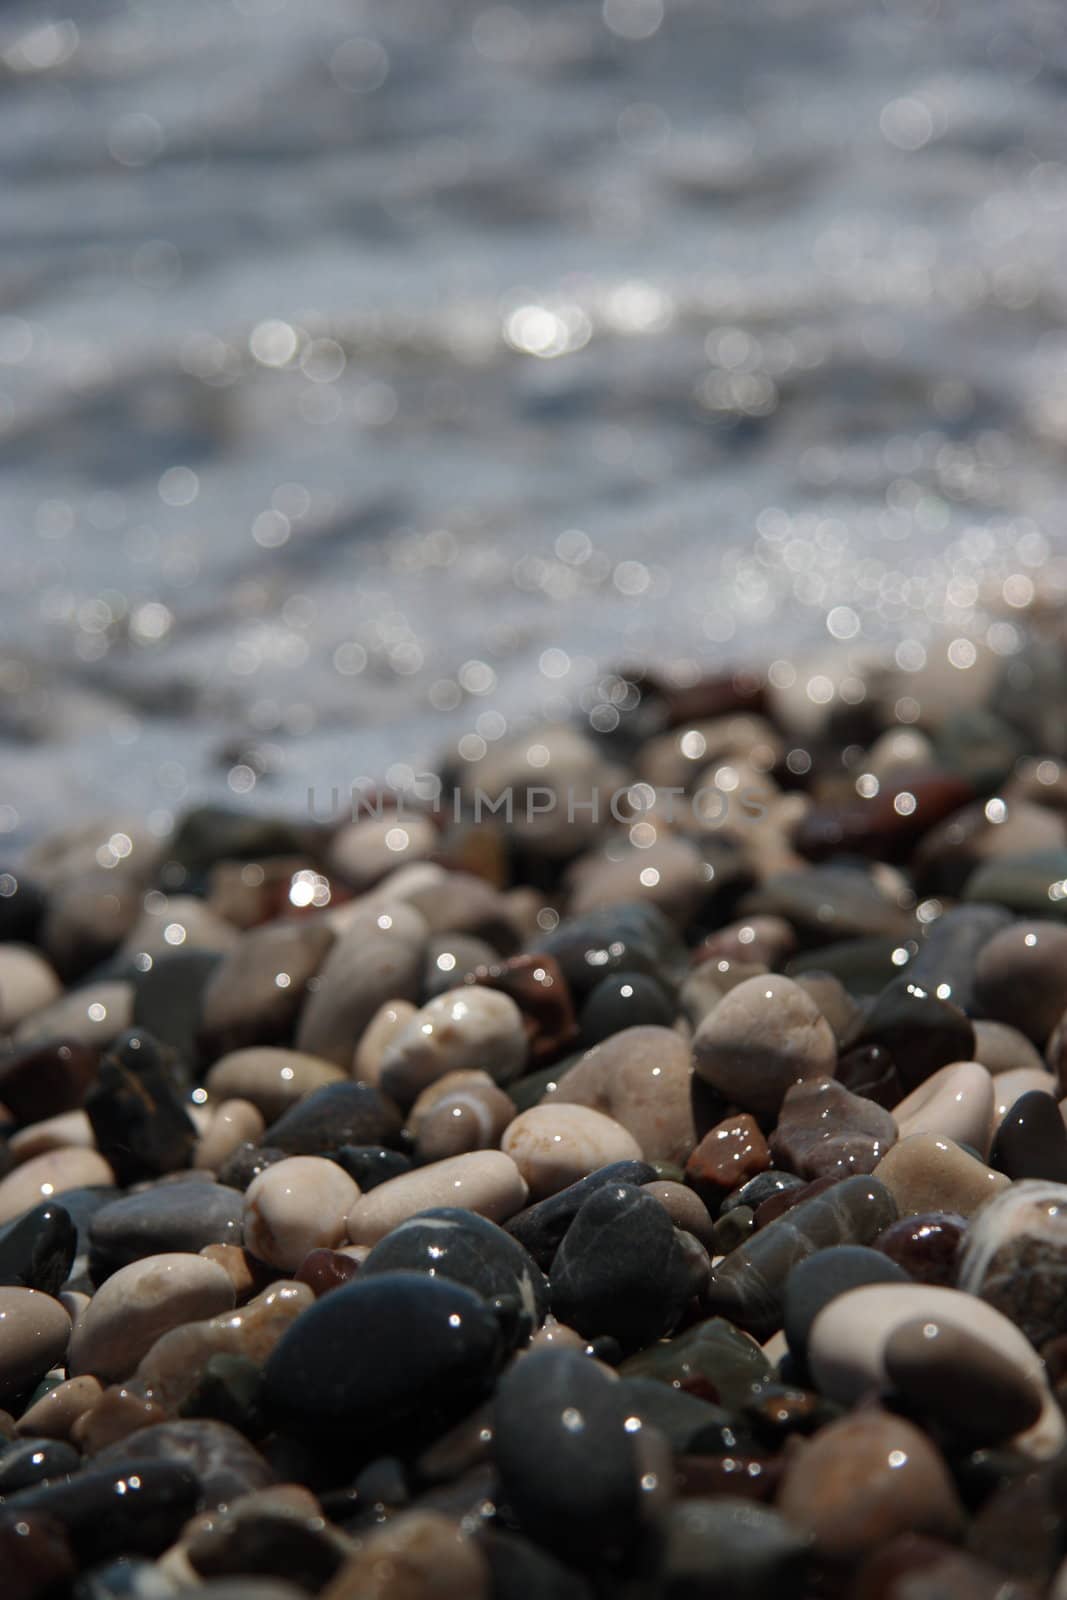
1 0 1066 845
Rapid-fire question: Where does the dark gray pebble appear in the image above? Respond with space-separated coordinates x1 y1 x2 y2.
4 1459 199 1563
0 1202 76 1295
782 1244 910 1361
0 1436 80 1493
328 1146 411 1190
131 949 223 1064
663 1497 810 1600
505 1159 658 1270
85 1030 197 1184
990 1090 1067 1183
88 1182 244 1281
94 1421 272 1511
261 1081 402 1156
578 972 675 1046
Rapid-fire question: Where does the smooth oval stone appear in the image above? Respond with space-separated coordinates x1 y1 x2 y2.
204 1049 346 1123
407 1071 515 1163
353 998 419 1087
0 1039 99 1124
973 1019 1047 1076
295 904 426 1068
891 1060 995 1155
691 975 836 1121
89 1183 245 1279
0 1436 80 1492
0 1149 115 1226
578 972 674 1046
807 1281 1061 1456
834 1042 904 1109
194 1100 266 1173
0 1203 77 1294
329 814 438 890
740 864 917 943
783 1246 910 1361
346 1151 526 1246
504 1160 659 1270
873 1133 1009 1218
360 1208 549 1337
844 976 974 1095
906 903 1013 1013
264 1271 503 1444
567 834 712 925
777 1408 963 1560
261 1081 403 1156
492 1348 640 1562
771 1077 897 1179
0 1286 71 1404
501 1105 644 1200
198 920 335 1060
884 1316 1042 1443
704 1174 898 1342
8 1109 94 1165
465 951 579 1067
93 1418 272 1510
547 1026 696 1167
15 1374 102 1441
0 945 62 1032
974 921 1067 1046
295 1247 360 1300
379 987 528 1106
69 1252 236 1383
644 1181 716 1248
957 1180 1067 1349
620 1314 770 1406
663 1498 810 1600
243 1157 360 1272
991 1090 1067 1182
2 1458 199 1562
13 980 133 1051
423 933 498 999
872 1212 967 1286
550 1183 709 1351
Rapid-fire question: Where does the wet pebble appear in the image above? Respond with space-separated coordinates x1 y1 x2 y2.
0 1287 71 1405
504 1159 657 1270
69 1252 236 1384
93 1417 272 1510
89 1182 245 1279
295 906 426 1069
85 1030 197 1185
0 1148 115 1226
204 1049 346 1122
973 921 1067 1046
771 1076 897 1179
346 1150 527 1245
244 1157 360 1272
0 1435 79 1492
685 1114 769 1199
872 1210 967 1286
873 1132 1009 1217
991 1089 1067 1181
406 1070 515 1162
844 976 974 1095
891 1060 994 1155
957 1179 1067 1350
691 974 836 1121
884 1316 1042 1443
2 1458 199 1564
261 1080 403 1157
663 1498 810 1600
782 1245 910 1362
193 1098 266 1173
548 1025 696 1166
198 920 335 1061
501 1104 644 1199
379 986 528 1106
0 1039 99 1125
0 1203 77 1295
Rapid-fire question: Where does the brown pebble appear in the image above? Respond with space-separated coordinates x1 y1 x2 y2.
0 1039 99 1123
466 952 579 1064
137 1279 313 1410
15 1374 103 1441
0 1508 75 1600
771 1076 897 1179
320 1509 490 1600
686 1114 770 1198
643 1181 716 1248
548 1025 696 1166
198 1243 266 1304
296 1248 360 1297
71 1379 169 1454
883 1316 1042 1443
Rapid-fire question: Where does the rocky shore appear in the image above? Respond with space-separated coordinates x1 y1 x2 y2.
1 615 1067 1599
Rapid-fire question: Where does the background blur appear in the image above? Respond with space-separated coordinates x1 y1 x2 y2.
1 0 1065 845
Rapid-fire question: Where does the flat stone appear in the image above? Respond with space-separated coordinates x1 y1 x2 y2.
204 1049 346 1122
844 976 974 1095
89 1182 245 1279
0 1287 71 1405
872 1211 967 1286
198 920 335 1060
783 1245 910 1361
771 1077 897 1179
991 1090 1067 1182
873 1133 1010 1218
974 921 1067 1046
0 1203 76 1295
891 1060 994 1155
547 1025 695 1166
15 1374 102 1441
294 905 425 1069
346 1150 526 1246
550 1182 708 1350
884 1316 1042 1443
244 1157 361 1272
957 1180 1067 1349
776 1408 964 1560
69 1252 236 1384
501 1105 644 1199
263 1272 504 1446
686 1114 770 1198
0 1148 115 1226
85 1030 197 1184
704 1174 898 1341
691 975 836 1121
261 1081 403 1156
406 1071 515 1163
379 987 528 1107
491 1348 640 1563
504 1159 658 1270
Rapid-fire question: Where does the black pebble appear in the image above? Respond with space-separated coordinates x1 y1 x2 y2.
88 1182 244 1282
93 1421 271 1512
720 1171 805 1216
3 1459 199 1564
578 972 674 1046
550 1183 708 1351
783 1244 910 1362
506 1160 658 1270
328 1146 411 1190
0 1202 76 1295
85 1030 197 1184
261 1082 402 1156
216 1144 289 1192
843 975 974 1094
990 1090 1067 1183
0 1436 80 1493
663 1499 810 1600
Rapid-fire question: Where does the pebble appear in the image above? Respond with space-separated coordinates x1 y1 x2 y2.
872 1211 967 1286
530 901 685 1002
0 1203 77 1295
406 1071 515 1162
771 1077 897 1179
504 1159 657 1269
131 949 227 1069
204 1049 346 1122
776 1408 964 1560
423 932 499 997
263 1272 504 1445
740 864 917 942
782 1245 910 1362
294 904 426 1068
550 1182 709 1350
194 1099 266 1172
891 1060 995 1155
0 1148 115 1226
323 1509 490 1600
136 1280 313 1410
566 834 711 926
957 1179 1067 1349
85 1030 197 1184
973 921 1067 1046
260 1080 403 1156
685 1114 770 1198
94 1417 273 1509
704 1174 898 1340
663 1499 810 1600
807 1280 1061 1456
198 920 335 1060
379 986 528 1106
8 1109 93 1164
973 1018 1047 1076
89 1181 245 1278
844 976 975 1095
327 813 438 890
0 1287 71 1404
13 980 133 1051
884 1316 1042 1443
577 971 674 1045
0 1435 80 1492
547 1025 696 1166
346 1150 527 1245
501 1104 644 1200
352 999 417 1087
328 1145 410 1190
243 1157 361 1271
872 1132 1010 1217
69 1252 236 1384
993 1065 1059 1127
2 1458 200 1564
905 903 1012 1013
643 1180 715 1247
991 1089 1067 1181
15 1373 102 1440
691 974 837 1121
492 1348 641 1563
0 945 62 1032
621 1313 770 1406
359 1207 548 1338
466 951 579 1065
0 1038 99 1124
